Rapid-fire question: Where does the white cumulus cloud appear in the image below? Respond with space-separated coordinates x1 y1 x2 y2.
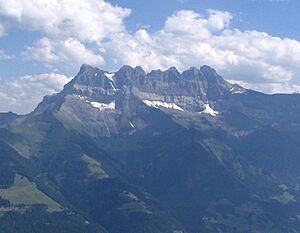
0 0 130 69
0 73 71 114
22 37 104 68
0 0 130 42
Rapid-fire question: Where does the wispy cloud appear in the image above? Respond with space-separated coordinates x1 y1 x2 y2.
0 49 13 60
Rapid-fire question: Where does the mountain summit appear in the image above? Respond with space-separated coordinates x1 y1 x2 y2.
35 65 245 136
1 65 300 233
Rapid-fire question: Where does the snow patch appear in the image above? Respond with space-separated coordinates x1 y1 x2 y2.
104 72 118 91
199 104 218 117
104 72 115 81
129 122 134 128
143 100 183 111
75 95 86 100
91 101 115 111
230 87 245 94
75 94 116 111
110 82 117 91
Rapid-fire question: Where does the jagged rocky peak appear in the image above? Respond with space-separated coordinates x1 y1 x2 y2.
197 65 234 100
114 65 145 86
66 64 233 91
116 64 147 77
199 65 228 85
165 66 180 76
30 64 250 137
200 65 217 75
72 64 106 85
79 63 96 73
134 65 146 75
182 66 200 77
159 66 181 82
35 64 244 116
118 64 134 73
65 64 240 104
63 64 118 98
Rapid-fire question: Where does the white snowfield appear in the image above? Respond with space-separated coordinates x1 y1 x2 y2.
90 101 116 111
129 121 134 128
104 72 115 81
75 95 115 111
143 100 184 111
104 72 117 91
199 104 219 117
110 82 117 91
75 95 86 100
230 87 245 94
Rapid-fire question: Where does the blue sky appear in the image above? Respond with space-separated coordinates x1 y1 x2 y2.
0 0 300 113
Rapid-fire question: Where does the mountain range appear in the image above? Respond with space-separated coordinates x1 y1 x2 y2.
1 64 300 233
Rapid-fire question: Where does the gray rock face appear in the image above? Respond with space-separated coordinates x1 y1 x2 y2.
63 64 239 111
0 112 19 126
34 64 300 139
31 63 300 140
34 64 245 137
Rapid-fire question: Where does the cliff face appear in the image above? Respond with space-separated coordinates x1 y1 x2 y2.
34 64 245 137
